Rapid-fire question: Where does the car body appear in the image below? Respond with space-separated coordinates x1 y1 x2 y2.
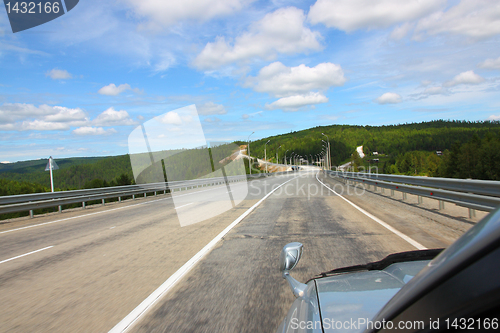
277 207 500 333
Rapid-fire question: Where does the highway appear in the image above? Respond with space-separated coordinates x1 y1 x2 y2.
0 170 483 333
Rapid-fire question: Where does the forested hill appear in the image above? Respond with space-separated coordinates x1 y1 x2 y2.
0 155 133 191
1 120 499 194
245 120 500 166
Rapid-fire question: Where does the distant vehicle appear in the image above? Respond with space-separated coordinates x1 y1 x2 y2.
276 208 500 333
291 166 301 171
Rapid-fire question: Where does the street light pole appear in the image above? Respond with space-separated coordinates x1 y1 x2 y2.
264 140 270 173
284 150 289 166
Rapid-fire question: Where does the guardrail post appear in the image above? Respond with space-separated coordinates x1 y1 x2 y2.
469 208 476 218
58 205 62 213
418 196 423 204
144 193 147 198
390 189 394 197
402 192 407 200
439 200 445 210
30 209 34 218
154 191 157 196
119 197 121 202
83 202 86 209
102 199 105 206
133 195 135 200
381 187 385 194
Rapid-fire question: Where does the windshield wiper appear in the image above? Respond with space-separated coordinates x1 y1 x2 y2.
313 249 443 279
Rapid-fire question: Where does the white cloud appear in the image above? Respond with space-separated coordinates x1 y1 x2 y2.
0 104 88 131
375 92 402 104
93 107 136 126
487 115 500 121
265 92 328 111
197 102 227 115
98 83 133 96
46 69 73 80
415 0 500 40
478 56 500 70
21 120 72 131
390 22 414 40
444 70 485 87
72 127 117 136
244 62 345 97
193 7 322 70
308 0 444 32
204 117 222 122
159 111 183 125
121 0 252 28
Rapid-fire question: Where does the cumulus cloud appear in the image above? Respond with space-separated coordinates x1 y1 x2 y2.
414 0 500 40
92 107 136 126
245 61 345 97
197 102 227 115
98 83 138 96
159 111 183 125
193 7 322 70
443 70 485 87
46 69 73 80
488 115 500 121
308 0 444 32
0 104 88 131
478 56 500 70
375 92 402 104
265 92 328 111
72 127 117 136
121 0 252 28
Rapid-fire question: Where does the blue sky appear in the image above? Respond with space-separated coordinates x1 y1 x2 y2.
1 0 500 162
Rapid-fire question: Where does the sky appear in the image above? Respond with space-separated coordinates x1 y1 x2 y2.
1 0 500 163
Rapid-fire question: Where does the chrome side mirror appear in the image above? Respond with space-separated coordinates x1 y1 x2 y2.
280 242 307 298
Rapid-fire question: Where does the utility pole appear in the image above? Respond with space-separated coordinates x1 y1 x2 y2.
45 156 59 192
247 132 254 174
264 140 270 173
322 133 331 170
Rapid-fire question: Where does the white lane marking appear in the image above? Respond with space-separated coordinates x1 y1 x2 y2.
174 203 193 210
108 175 299 333
315 172 427 250
110 226 116 229
0 246 54 265
0 180 262 236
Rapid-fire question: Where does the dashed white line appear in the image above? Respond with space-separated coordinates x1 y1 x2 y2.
174 203 193 209
315 172 427 250
0 246 54 265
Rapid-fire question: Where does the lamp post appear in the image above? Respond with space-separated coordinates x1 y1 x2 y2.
247 131 254 174
264 140 270 173
276 145 281 166
322 133 330 170
284 150 289 166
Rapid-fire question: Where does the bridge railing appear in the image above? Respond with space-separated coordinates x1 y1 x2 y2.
328 171 500 214
0 173 275 218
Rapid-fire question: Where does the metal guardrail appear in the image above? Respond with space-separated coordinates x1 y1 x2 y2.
329 171 500 213
0 172 276 218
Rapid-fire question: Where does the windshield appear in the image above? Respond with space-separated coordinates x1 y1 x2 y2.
1 1 499 333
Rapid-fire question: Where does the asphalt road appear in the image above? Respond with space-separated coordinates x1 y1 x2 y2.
0 171 481 333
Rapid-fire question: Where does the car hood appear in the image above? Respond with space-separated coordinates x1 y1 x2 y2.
315 260 429 333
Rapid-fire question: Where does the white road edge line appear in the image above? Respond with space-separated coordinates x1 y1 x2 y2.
315 172 427 250
108 175 299 333
0 182 247 236
0 246 54 265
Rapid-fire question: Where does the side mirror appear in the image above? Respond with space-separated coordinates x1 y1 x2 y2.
280 242 303 272
280 242 307 298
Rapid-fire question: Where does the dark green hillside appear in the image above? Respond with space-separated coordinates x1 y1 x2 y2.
248 120 500 167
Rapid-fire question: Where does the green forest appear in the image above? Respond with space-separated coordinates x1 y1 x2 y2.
1 120 500 199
